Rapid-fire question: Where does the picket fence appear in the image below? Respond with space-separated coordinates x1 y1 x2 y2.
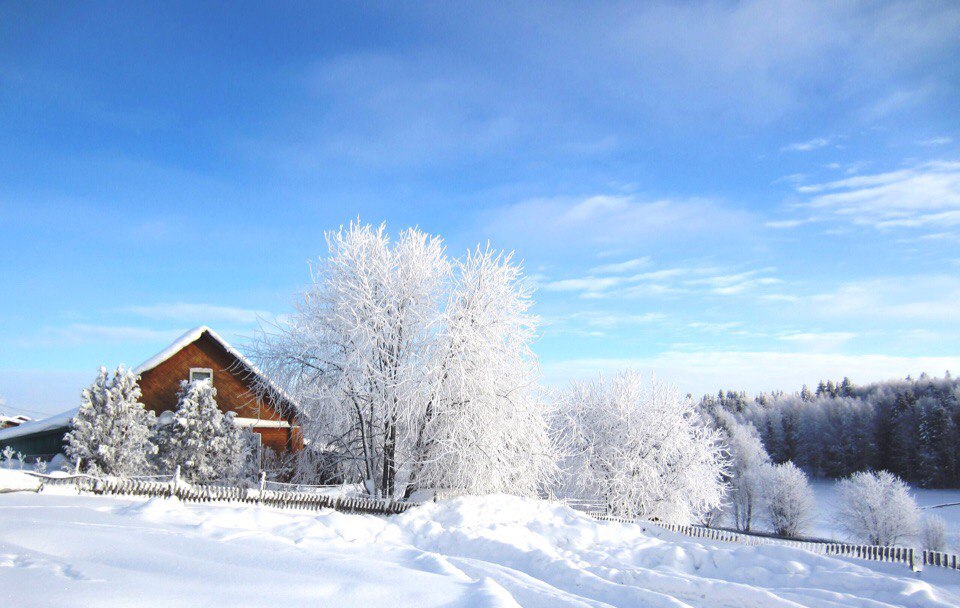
27 472 959 573
30 471 416 516
592 513 960 573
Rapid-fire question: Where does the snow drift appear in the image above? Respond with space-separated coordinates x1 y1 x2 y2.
2 489 959 607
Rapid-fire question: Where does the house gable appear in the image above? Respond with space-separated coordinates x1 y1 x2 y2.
137 329 300 453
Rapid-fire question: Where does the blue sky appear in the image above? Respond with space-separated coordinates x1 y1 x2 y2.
2 1 959 417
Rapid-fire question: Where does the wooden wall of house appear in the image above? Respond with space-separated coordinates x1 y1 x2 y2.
138 332 299 453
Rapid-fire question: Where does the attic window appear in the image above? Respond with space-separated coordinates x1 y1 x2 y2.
189 368 213 384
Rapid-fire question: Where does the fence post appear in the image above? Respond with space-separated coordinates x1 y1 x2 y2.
909 548 920 572
258 472 266 504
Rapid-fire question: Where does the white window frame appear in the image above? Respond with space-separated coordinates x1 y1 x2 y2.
189 367 214 383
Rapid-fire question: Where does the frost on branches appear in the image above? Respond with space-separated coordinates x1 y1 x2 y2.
65 366 156 476
762 461 815 538
556 371 728 524
154 380 254 484
252 222 554 498
834 470 920 546
725 422 771 532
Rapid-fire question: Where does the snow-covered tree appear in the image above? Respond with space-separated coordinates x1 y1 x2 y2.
65 366 155 476
725 422 771 532
154 380 253 483
834 470 920 546
762 461 814 538
405 247 556 497
252 222 554 498
557 371 728 524
920 514 949 552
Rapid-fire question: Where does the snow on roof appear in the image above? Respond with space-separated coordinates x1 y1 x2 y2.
135 326 298 414
0 407 77 442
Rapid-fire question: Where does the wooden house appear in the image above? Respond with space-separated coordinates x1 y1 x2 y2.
0 326 300 461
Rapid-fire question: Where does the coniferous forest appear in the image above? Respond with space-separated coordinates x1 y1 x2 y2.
698 373 960 488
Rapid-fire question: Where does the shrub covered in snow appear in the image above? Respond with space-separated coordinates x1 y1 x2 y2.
556 371 728 524
920 514 949 552
153 380 255 484
65 366 156 476
834 470 920 546
762 461 814 538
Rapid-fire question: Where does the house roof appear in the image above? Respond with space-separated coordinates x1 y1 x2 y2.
0 407 76 442
0 326 296 444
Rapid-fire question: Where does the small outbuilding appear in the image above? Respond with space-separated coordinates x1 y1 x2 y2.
0 326 300 461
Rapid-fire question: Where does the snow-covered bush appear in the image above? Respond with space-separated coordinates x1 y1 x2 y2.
556 371 728 524
920 514 949 552
253 222 555 498
725 422 771 532
834 470 920 546
1 446 25 470
65 366 156 476
762 461 814 538
153 380 255 484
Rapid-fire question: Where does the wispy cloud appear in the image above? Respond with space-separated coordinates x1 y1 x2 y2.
919 136 952 146
808 275 960 321
792 160 960 231
542 264 780 299
123 303 271 325
781 137 830 152
484 194 754 253
589 257 652 274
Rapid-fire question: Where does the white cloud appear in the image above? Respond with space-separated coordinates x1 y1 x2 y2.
483 194 754 252
764 217 820 229
542 265 780 299
684 270 781 295
781 137 830 152
809 275 960 321
123 302 270 325
793 161 960 231
589 257 652 274
541 351 959 396
920 136 952 146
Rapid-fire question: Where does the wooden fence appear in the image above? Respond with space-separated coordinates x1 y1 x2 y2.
30 471 415 516
27 472 959 573
592 513 960 573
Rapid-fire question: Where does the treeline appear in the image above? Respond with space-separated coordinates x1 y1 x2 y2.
698 373 960 488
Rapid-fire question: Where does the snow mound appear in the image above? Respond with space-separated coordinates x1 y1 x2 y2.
0 469 40 493
1 491 958 607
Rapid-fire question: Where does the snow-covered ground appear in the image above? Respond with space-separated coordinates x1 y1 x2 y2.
1 472 958 607
809 480 960 550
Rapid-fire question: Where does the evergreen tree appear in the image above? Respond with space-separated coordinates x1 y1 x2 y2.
154 380 252 483
65 366 156 476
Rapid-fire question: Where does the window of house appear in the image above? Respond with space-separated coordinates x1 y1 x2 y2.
189 368 213 384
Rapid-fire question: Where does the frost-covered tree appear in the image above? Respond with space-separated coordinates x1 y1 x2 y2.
252 222 554 498
762 461 814 538
405 247 556 497
154 380 253 483
725 422 771 532
920 514 949 552
834 471 920 546
557 371 728 524
65 366 155 476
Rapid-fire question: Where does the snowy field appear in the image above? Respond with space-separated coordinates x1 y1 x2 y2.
1 473 959 607
808 480 960 550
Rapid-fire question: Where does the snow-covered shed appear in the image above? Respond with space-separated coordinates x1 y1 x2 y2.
0 326 301 460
